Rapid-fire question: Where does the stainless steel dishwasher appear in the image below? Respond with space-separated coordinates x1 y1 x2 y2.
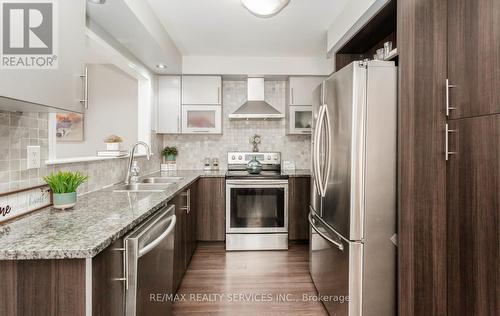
124 204 176 316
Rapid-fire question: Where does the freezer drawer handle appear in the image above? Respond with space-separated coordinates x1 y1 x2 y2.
138 215 176 258
308 213 344 251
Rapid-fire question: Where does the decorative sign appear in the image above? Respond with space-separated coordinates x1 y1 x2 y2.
0 185 51 223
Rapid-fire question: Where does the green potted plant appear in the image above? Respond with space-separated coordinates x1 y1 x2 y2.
104 135 123 151
43 171 88 210
161 146 178 162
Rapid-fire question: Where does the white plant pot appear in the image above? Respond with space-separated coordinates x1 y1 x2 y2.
106 142 121 151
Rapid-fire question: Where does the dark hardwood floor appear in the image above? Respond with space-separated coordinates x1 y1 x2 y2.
173 242 328 316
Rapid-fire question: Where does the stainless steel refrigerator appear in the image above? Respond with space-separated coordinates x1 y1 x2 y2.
309 60 397 316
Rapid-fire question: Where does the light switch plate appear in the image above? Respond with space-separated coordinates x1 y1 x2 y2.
27 146 41 169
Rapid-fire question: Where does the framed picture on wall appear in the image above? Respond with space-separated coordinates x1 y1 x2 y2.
56 113 84 142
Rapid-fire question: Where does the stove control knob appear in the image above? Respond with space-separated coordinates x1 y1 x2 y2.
267 155 272 160
238 155 243 160
231 155 236 160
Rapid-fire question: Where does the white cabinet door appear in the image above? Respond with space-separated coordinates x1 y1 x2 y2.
182 76 222 105
289 106 313 134
182 105 222 134
0 0 86 113
157 76 181 134
289 77 325 106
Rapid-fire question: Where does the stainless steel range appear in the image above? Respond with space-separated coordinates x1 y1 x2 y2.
225 152 289 251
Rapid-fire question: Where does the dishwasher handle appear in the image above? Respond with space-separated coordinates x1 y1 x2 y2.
138 214 176 257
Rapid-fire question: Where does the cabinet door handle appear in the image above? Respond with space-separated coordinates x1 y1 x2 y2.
217 86 221 104
291 87 294 104
177 115 181 133
79 66 89 109
445 123 457 161
181 189 190 213
111 247 128 289
446 79 457 117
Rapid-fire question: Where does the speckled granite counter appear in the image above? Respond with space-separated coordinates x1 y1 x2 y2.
0 170 225 260
281 169 311 177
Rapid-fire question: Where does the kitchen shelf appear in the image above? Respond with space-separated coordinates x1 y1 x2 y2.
334 0 397 71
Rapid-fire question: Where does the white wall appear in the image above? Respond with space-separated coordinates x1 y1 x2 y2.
326 0 378 54
56 64 138 158
183 56 334 76
123 0 182 73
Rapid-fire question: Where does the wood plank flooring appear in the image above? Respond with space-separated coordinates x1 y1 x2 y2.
173 242 328 316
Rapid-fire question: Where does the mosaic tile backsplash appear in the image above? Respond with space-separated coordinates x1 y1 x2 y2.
163 81 312 170
0 110 162 194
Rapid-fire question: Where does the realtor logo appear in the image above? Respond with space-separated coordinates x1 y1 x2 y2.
1 0 58 69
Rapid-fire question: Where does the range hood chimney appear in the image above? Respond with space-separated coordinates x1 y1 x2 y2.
229 78 284 120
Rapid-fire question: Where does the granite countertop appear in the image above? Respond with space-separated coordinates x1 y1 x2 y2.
0 168 309 260
0 170 225 260
281 169 311 177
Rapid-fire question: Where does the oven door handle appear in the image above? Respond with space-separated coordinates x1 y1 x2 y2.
226 180 289 186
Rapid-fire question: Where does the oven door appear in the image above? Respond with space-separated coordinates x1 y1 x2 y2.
226 179 288 233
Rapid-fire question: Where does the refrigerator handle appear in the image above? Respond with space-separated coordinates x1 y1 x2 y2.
309 212 344 251
314 105 326 197
321 104 332 196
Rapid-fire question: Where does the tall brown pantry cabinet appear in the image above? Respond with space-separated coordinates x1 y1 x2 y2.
398 0 499 315
446 0 499 314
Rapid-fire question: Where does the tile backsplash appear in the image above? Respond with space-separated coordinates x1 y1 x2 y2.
163 81 311 170
0 110 162 194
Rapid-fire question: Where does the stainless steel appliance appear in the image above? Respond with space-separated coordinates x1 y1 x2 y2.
225 152 289 250
309 61 397 316
228 78 284 120
124 205 176 316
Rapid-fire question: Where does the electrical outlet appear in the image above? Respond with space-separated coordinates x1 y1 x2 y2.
27 146 41 169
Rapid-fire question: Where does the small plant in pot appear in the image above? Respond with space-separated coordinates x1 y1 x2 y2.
43 171 88 210
161 146 178 162
104 135 123 151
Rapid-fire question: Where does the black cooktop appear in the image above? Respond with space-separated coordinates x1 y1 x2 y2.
225 170 289 180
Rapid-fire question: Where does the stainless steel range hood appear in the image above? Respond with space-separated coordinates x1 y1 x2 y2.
229 78 284 120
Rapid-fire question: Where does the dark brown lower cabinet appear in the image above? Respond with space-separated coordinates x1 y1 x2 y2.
288 176 311 240
93 238 125 316
447 115 499 316
186 184 197 262
0 259 86 316
172 183 197 292
172 192 186 292
196 177 225 241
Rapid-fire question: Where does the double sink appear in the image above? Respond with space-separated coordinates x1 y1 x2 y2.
111 176 184 192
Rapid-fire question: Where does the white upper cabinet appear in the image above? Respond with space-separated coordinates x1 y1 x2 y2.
0 0 86 113
288 77 325 106
157 76 182 134
182 105 222 134
182 76 222 105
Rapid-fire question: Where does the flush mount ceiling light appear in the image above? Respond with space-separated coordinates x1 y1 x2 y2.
87 0 106 4
156 64 168 70
241 0 290 18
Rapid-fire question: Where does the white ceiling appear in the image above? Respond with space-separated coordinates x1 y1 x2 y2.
146 0 349 58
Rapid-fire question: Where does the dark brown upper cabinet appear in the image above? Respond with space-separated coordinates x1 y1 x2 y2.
447 0 500 119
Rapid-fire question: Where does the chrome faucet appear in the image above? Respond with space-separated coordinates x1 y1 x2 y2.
125 141 152 184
